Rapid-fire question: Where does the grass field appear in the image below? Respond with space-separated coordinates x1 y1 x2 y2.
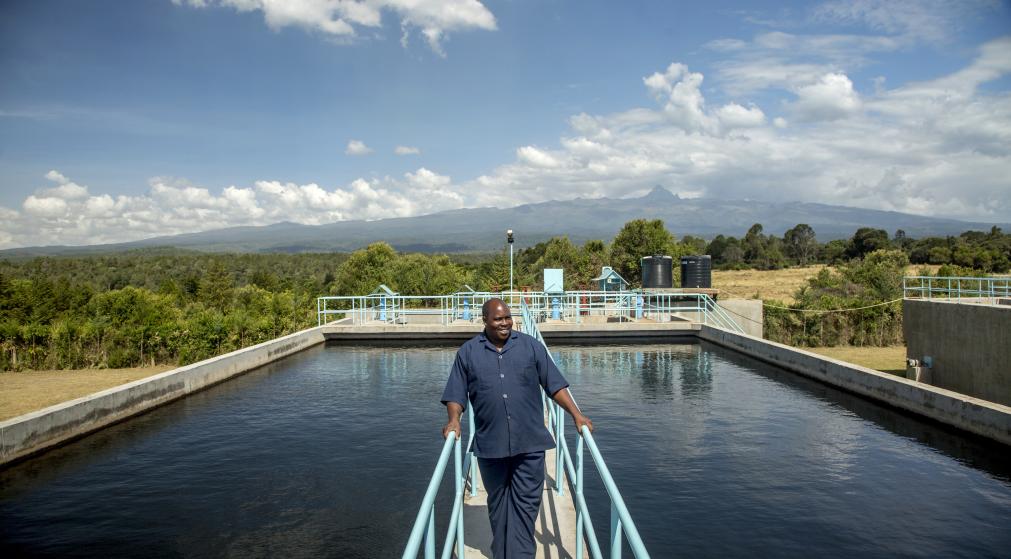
713 265 826 303
714 264 937 303
805 346 907 376
0 365 173 421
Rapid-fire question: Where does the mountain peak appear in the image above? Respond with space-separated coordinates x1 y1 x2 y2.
643 186 679 201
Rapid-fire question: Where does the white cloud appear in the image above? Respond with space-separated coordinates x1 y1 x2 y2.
459 40 1011 222
0 169 468 247
345 139 373 155
395 145 420 155
644 63 716 133
174 0 496 54
791 72 861 121
811 0 998 44
516 146 561 168
23 195 69 218
716 103 766 129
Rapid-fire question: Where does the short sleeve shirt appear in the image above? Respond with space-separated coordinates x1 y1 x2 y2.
441 329 569 459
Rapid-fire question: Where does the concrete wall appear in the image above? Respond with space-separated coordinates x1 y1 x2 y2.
717 299 763 338
0 326 326 466
699 325 1011 446
904 299 1011 407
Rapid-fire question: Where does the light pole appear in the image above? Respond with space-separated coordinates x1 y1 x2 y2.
507 229 514 298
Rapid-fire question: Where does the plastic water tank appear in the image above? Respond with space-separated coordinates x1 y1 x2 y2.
641 255 673 288
680 255 712 288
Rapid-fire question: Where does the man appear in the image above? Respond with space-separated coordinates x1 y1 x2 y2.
441 298 592 559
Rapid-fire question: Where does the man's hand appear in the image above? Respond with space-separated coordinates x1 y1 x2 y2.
443 419 461 439
443 401 464 439
551 388 594 436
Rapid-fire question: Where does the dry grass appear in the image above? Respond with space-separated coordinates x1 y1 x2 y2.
713 265 826 303
805 346 907 376
714 264 937 303
0 365 174 421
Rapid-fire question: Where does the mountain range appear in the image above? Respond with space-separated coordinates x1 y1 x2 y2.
4 187 1005 256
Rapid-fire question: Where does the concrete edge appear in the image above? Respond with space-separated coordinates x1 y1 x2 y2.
322 322 702 343
699 325 1011 446
0 325 327 466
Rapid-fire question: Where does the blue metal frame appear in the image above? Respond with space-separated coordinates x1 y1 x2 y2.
903 275 1011 304
402 404 477 559
318 289 745 334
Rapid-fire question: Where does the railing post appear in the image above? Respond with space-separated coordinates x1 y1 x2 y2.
469 405 478 497
454 435 465 559
556 402 564 496
425 507 436 559
576 435 585 559
610 501 623 558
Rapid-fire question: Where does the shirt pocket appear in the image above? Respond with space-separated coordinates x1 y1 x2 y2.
518 359 538 387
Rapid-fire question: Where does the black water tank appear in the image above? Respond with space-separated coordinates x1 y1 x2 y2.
680 255 712 288
641 255 673 288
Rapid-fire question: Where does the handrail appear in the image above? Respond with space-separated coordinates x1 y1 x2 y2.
317 290 746 333
519 298 651 559
402 431 459 559
903 275 1010 304
402 403 479 559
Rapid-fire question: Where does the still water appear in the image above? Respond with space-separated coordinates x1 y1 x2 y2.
1 341 1010 558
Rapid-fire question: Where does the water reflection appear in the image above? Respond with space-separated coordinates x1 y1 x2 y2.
707 341 1011 482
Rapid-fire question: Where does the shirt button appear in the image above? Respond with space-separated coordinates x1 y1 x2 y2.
503 394 508 399
498 355 503 359
500 373 505 378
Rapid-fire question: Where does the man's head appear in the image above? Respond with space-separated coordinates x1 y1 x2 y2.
482 298 513 346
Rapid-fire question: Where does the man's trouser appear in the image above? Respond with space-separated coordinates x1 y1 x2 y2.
477 451 545 559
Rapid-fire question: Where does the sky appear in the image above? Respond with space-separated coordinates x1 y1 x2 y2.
1 0 1010 249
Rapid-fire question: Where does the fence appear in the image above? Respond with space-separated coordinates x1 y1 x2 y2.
318 290 744 333
903 276 1011 305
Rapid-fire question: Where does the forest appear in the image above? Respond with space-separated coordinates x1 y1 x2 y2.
2 221 1008 371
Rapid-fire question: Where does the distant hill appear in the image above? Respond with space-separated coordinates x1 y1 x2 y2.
4 187 1006 256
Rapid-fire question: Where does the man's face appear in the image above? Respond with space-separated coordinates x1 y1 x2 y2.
483 301 513 344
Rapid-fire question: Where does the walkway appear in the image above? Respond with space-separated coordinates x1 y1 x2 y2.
462 446 578 558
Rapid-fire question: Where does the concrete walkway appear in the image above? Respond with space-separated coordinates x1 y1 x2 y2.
462 446 578 559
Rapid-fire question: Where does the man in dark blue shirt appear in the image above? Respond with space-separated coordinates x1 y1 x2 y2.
441 298 592 559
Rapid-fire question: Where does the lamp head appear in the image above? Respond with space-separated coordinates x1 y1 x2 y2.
507 229 514 243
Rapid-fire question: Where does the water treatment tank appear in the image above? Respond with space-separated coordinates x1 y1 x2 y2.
680 255 712 288
641 255 673 288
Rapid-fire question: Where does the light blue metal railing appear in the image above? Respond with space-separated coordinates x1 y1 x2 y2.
318 290 745 333
903 275 1011 305
402 404 478 559
519 299 651 559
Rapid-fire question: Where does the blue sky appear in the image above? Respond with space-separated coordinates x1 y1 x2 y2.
1 0 1010 248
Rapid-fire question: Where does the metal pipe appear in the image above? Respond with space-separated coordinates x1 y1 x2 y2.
402 432 457 559
581 426 649 558
611 502 622 558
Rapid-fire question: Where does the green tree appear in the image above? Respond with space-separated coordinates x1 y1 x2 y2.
846 227 890 259
332 242 397 295
783 224 818 265
609 219 678 285
742 224 785 269
680 235 708 255
198 262 234 310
